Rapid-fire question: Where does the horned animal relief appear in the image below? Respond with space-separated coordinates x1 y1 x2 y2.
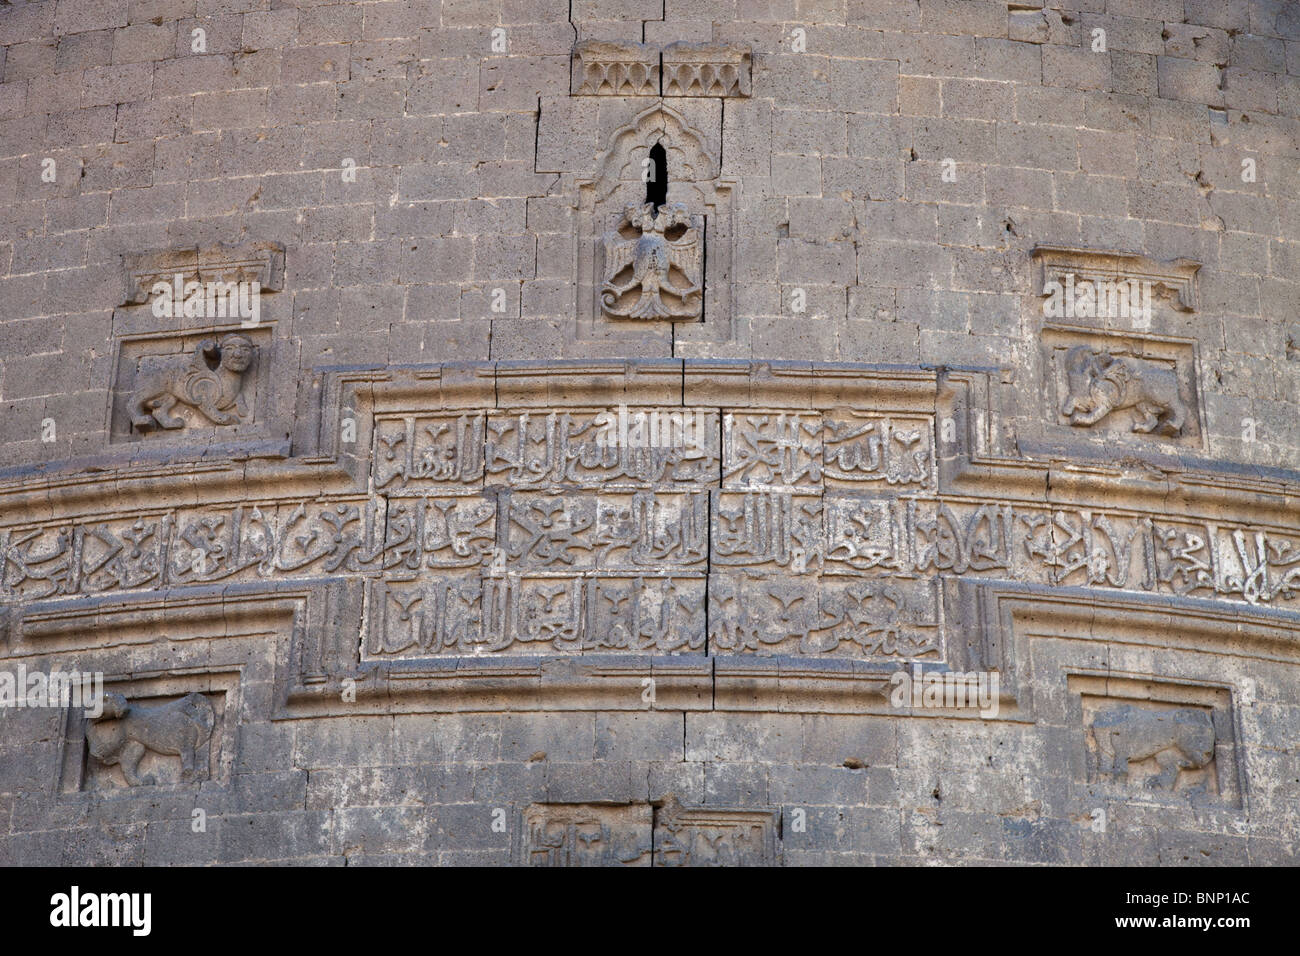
1059 345 1188 436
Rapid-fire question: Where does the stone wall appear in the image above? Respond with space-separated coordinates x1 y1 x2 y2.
0 0 1298 865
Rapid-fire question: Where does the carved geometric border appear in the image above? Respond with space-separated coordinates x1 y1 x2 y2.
571 41 752 98
120 242 285 307
1032 245 1200 314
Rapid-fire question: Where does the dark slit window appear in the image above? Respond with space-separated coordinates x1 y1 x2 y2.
646 142 667 212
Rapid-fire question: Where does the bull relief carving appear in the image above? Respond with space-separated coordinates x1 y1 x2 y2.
129 334 256 432
1060 345 1188 436
1067 673 1238 804
1039 329 1203 448
601 202 702 320
1088 704 1216 793
85 692 216 787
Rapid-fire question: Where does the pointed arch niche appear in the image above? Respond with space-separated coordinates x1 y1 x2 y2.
573 103 737 351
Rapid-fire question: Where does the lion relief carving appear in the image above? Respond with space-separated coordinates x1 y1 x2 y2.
129 333 255 432
86 692 216 787
1090 704 1216 792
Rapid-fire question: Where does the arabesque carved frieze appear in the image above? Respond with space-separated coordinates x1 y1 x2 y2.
8 417 1300 665
7 359 1300 700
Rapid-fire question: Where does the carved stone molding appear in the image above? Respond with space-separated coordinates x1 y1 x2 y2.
571 41 658 96
1032 246 1201 314
120 241 285 307
571 41 751 98
662 42 752 97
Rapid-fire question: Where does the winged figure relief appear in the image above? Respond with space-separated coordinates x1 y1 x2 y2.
600 202 703 320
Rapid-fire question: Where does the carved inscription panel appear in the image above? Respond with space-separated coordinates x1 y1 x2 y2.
10 393 1300 669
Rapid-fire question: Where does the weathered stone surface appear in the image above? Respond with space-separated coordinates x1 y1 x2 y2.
1 0 1298 869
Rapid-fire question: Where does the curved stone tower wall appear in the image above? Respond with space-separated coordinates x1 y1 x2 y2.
0 0 1297 865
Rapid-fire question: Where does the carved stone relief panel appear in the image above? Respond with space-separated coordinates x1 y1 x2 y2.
10 476 1300 626
58 675 236 795
109 325 279 443
366 572 708 658
708 572 942 658
654 797 779 866
373 412 486 491
823 412 934 490
600 202 704 320
1040 327 1203 449
518 803 653 866
574 103 736 350
107 241 290 453
723 410 936 492
373 407 722 494
1067 674 1239 806
501 491 709 571
514 798 778 866
8 360 1300 722
484 407 721 490
571 41 751 98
